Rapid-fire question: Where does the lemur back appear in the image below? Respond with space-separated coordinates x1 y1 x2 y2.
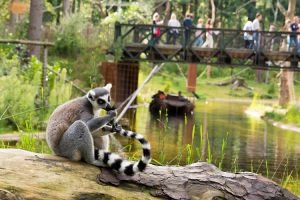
46 97 94 152
46 84 151 176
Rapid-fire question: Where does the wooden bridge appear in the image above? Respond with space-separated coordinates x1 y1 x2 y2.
113 23 300 71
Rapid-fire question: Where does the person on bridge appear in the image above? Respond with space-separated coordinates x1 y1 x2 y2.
151 12 163 46
268 23 276 51
289 16 300 52
194 18 204 47
243 17 253 49
252 13 263 51
202 18 214 48
183 13 194 47
167 13 181 45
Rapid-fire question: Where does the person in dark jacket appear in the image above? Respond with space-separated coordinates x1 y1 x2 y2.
183 13 194 47
289 16 299 52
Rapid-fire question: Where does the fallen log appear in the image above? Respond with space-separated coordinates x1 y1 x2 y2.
98 162 300 200
0 149 156 200
0 149 298 200
208 77 253 91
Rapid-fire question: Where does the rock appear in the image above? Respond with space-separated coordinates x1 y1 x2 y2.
0 149 157 200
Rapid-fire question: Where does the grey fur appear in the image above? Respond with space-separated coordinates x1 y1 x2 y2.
46 84 151 175
46 85 115 167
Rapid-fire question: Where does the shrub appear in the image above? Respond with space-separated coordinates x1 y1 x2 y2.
48 68 72 109
285 106 300 124
0 49 73 131
0 67 40 130
54 14 87 57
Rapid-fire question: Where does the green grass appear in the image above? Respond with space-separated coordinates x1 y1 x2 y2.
263 105 300 126
0 133 51 154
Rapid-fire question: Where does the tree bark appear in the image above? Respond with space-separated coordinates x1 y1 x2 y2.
63 0 71 16
277 0 296 107
182 2 187 17
8 0 17 33
154 0 164 16
28 0 43 60
93 0 107 18
206 0 215 79
163 0 171 25
98 162 300 200
286 0 296 20
193 0 199 19
210 0 215 24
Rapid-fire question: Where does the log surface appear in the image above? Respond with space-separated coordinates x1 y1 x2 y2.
98 162 300 200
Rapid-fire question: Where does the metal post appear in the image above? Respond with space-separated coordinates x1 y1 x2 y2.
42 45 48 105
114 22 121 42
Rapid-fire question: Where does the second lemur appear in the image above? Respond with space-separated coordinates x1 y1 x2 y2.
46 84 151 176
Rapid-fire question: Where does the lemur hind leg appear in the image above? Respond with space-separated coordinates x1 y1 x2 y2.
94 134 110 151
58 120 105 167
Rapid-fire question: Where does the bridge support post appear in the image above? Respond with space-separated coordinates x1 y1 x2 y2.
187 64 197 92
101 61 139 105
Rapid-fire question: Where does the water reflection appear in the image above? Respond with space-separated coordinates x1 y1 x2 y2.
122 101 300 180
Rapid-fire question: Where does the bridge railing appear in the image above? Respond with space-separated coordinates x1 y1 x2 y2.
114 23 300 70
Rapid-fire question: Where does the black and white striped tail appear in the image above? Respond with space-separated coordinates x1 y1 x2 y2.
97 128 151 176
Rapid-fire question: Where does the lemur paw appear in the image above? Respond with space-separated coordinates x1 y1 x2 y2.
107 110 117 117
112 123 122 132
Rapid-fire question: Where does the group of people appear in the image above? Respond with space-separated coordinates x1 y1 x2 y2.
152 12 214 48
243 13 263 49
152 11 300 52
286 16 300 52
243 13 300 52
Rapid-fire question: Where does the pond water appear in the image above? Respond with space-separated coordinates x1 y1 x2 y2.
121 100 300 181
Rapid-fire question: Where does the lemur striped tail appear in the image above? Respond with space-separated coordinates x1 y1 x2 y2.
97 128 151 176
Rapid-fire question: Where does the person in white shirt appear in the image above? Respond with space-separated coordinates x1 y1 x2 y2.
243 17 253 49
201 18 214 48
167 13 181 45
252 13 263 50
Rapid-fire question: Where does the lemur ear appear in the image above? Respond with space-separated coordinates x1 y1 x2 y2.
104 83 112 92
87 90 96 101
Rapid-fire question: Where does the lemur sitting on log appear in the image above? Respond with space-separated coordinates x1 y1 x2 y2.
46 84 151 176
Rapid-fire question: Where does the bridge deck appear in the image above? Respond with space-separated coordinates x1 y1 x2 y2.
124 43 294 61
114 23 300 70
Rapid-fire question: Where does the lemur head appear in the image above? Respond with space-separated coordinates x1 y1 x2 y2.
87 83 112 111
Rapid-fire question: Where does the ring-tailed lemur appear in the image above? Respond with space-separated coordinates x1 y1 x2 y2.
46 84 151 176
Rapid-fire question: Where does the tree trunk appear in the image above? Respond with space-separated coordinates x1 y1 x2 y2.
278 0 296 107
154 0 163 16
210 0 215 24
8 11 17 34
206 65 212 79
193 0 199 19
256 70 263 83
163 0 171 25
8 0 18 33
286 0 296 19
63 0 71 16
28 0 43 60
98 162 300 200
93 1 107 18
206 0 215 79
182 3 187 17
